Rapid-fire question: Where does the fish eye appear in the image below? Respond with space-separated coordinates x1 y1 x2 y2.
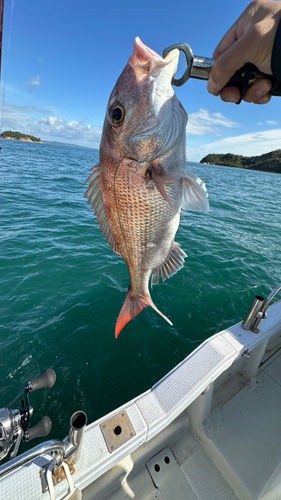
108 102 125 127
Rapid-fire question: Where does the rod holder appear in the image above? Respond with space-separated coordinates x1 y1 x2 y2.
242 284 281 333
242 295 265 333
64 411 88 465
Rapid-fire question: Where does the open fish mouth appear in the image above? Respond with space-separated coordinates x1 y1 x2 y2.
129 37 179 85
126 38 185 162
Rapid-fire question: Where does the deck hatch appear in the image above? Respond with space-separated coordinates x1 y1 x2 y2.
100 410 136 453
146 447 198 499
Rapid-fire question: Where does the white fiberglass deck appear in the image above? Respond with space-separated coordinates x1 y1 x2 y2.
204 350 281 500
87 351 281 500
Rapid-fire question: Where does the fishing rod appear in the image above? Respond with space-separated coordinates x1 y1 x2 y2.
0 0 4 85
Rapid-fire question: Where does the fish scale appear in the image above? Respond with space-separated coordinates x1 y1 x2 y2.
108 162 180 291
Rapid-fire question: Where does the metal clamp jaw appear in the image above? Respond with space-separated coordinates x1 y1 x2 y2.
163 43 214 87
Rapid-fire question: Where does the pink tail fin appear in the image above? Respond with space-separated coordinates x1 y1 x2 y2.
115 289 172 338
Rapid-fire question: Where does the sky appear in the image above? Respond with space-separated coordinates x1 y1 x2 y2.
0 0 280 162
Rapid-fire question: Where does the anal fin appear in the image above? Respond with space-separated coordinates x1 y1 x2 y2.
84 165 121 255
151 242 187 286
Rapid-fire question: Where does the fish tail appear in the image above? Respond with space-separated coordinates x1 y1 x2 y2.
115 289 173 338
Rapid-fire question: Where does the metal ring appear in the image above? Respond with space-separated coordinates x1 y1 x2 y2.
162 43 194 87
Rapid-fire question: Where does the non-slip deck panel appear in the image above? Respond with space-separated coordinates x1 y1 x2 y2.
205 359 281 499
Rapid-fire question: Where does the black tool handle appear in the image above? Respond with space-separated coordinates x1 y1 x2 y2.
28 416 52 441
226 62 281 102
29 368 56 391
163 43 281 98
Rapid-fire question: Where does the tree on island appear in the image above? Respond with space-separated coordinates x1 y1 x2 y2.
200 150 281 174
0 131 42 142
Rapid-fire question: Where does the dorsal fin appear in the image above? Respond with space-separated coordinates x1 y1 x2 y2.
84 165 121 255
151 242 187 286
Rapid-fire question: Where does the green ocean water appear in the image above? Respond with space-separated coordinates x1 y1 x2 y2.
0 138 280 452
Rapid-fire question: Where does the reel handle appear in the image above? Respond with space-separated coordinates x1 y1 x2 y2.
27 416 52 441
29 368 56 391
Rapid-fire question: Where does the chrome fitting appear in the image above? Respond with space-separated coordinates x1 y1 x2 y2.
242 284 281 333
63 411 88 466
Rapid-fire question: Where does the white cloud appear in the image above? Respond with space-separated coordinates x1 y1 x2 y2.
0 107 102 148
3 101 49 114
266 120 277 125
38 116 102 145
187 129 281 162
186 108 238 136
1 109 34 131
40 116 64 128
26 76 42 87
2 101 278 162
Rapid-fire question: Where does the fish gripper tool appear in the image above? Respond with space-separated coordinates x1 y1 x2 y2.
162 42 281 104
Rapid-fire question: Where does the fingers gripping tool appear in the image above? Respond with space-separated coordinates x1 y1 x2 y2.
162 43 281 103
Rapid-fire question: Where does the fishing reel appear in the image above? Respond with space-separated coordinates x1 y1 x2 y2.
0 368 56 462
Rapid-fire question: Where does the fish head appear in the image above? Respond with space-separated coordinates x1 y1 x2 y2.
101 37 187 163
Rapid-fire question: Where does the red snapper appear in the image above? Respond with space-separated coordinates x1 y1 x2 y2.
85 37 209 337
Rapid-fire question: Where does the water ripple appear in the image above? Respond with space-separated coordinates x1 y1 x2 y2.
0 140 280 443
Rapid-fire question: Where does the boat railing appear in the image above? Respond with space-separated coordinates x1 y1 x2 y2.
0 439 64 479
0 410 87 482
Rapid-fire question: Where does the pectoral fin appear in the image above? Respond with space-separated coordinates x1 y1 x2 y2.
147 166 209 213
84 165 121 255
147 163 178 211
181 172 209 212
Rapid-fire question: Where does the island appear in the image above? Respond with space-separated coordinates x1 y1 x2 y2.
0 131 42 143
200 149 281 174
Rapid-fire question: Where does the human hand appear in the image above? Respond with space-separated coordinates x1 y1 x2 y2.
207 0 281 104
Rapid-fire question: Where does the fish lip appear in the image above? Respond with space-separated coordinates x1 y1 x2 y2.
129 37 179 82
131 36 160 62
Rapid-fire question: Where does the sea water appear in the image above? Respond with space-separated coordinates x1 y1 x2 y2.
0 138 280 448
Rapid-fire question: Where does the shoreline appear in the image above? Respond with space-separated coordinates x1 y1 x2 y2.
200 150 281 174
1 137 43 144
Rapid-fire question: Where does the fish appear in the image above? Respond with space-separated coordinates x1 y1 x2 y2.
84 37 209 337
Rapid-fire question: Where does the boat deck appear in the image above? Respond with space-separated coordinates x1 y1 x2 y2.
203 350 281 499
1 303 281 500
84 349 281 500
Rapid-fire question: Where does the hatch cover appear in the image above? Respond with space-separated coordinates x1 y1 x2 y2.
146 447 198 500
